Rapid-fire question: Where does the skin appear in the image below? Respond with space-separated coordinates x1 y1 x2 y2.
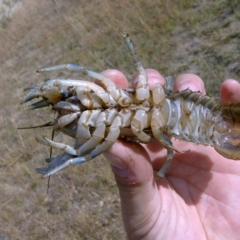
101 69 240 240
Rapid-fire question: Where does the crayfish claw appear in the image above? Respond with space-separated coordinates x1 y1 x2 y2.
36 153 73 176
25 99 49 110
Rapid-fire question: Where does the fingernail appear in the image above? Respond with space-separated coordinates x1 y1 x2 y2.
110 165 130 178
178 84 199 92
104 152 130 178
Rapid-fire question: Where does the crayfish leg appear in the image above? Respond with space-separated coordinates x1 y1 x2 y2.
157 149 174 177
36 136 77 155
36 153 87 177
121 32 150 101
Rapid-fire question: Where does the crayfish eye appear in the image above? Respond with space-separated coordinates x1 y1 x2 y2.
60 89 69 100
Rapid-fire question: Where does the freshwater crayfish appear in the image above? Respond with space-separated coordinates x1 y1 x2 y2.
20 33 240 178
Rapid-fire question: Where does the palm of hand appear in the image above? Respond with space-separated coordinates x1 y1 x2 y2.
145 139 240 239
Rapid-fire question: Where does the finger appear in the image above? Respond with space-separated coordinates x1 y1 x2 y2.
132 69 165 90
101 69 129 88
105 141 153 184
174 73 206 94
220 79 240 103
104 141 161 235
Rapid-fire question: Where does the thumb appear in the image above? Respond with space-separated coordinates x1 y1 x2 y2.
104 141 160 235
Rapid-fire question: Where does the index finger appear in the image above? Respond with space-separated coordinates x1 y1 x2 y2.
101 69 129 88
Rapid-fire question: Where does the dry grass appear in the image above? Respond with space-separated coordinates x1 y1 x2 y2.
0 0 239 239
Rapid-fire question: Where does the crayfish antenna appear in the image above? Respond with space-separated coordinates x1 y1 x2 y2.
47 128 55 194
17 121 54 130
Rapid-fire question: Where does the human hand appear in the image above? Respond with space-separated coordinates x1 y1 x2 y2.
102 69 240 240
